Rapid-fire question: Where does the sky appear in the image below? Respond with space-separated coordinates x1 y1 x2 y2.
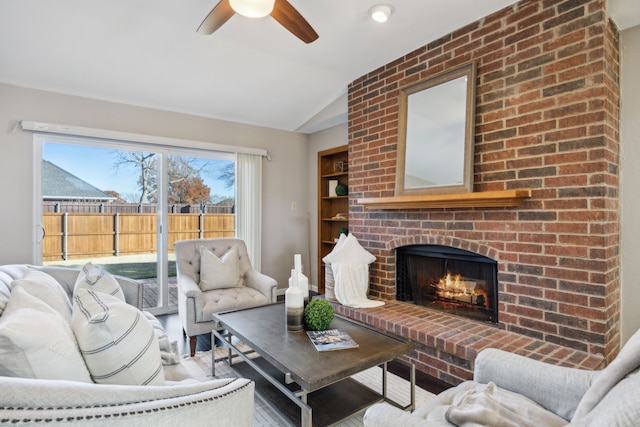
43 142 235 202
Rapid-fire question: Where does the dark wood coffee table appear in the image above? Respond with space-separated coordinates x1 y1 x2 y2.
211 302 414 427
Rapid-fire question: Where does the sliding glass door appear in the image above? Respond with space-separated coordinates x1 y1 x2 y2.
35 135 235 315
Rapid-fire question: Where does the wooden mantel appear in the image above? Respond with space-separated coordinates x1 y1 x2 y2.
357 189 532 209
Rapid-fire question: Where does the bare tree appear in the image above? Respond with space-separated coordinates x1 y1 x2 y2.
113 151 157 204
112 151 212 204
217 162 235 189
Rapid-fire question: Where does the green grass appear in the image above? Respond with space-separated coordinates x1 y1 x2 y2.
49 261 176 280
98 262 177 280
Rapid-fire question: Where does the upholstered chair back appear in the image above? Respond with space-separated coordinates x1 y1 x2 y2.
174 238 255 285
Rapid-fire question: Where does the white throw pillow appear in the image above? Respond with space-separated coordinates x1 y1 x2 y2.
11 268 72 323
0 286 92 382
142 311 180 366
323 233 376 265
72 288 164 386
74 262 125 301
199 245 242 291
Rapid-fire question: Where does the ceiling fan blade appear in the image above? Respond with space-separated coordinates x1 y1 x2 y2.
270 0 319 44
197 0 236 35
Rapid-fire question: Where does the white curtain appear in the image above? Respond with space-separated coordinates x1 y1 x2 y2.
236 153 263 271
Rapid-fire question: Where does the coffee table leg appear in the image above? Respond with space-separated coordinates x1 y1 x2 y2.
226 331 233 365
382 359 415 411
216 333 315 426
382 362 388 399
410 362 416 410
301 406 312 427
211 330 217 376
211 328 233 376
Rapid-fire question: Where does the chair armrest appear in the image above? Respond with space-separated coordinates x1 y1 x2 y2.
0 376 254 426
38 265 144 309
474 348 596 420
245 269 277 303
115 275 145 309
177 273 206 314
178 273 204 299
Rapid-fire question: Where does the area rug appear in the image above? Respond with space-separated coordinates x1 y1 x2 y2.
181 348 435 426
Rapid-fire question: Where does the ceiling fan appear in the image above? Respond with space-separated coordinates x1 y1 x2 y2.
197 0 319 44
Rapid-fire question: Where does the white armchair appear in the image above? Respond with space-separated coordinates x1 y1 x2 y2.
174 238 277 356
364 327 640 427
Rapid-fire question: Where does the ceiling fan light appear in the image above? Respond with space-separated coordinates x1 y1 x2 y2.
370 4 394 23
230 0 275 18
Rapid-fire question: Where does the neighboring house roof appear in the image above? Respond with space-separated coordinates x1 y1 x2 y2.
42 160 116 201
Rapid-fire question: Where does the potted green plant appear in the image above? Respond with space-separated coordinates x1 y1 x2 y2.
303 299 334 331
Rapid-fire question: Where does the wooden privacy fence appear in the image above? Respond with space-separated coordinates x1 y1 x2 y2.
42 212 235 261
43 201 234 214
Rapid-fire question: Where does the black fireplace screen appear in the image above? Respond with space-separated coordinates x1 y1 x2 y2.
396 245 498 323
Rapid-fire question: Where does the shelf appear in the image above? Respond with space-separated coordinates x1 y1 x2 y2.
318 145 349 294
321 240 339 245
322 172 348 179
357 189 531 209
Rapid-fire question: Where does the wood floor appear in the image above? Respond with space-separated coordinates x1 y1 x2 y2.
156 312 451 395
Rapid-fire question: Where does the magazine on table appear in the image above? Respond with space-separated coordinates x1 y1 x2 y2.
307 329 359 351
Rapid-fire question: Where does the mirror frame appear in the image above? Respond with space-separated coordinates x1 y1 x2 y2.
395 61 477 196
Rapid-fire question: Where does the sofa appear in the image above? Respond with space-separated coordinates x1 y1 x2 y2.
364 327 640 427
0 264 254 426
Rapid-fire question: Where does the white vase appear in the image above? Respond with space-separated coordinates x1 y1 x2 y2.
289 254 310 304
285 269 304 332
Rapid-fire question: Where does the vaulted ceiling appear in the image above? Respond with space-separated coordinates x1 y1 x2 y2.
1 0 637 133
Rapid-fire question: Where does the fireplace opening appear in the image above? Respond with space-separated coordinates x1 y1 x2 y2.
396 245 498 323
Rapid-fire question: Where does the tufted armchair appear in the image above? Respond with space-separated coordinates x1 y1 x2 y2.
174 238 277 356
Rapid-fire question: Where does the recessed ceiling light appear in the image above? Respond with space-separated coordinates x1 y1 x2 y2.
370 4 394 23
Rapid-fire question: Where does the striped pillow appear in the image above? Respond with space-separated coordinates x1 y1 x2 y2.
72 288 164 385
74 262 125 301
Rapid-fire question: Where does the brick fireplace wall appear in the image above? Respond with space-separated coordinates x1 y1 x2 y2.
347 0 620 365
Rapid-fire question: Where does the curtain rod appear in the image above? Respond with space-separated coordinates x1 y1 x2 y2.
20 120 271 160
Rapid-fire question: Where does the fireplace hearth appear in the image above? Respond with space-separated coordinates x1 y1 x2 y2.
396 245 498 323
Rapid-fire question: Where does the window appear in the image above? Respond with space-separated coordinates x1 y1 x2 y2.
37 136 236 315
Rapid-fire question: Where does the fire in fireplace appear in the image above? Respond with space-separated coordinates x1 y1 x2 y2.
396 245 498 323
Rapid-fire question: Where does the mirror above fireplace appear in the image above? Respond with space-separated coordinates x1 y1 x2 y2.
395 62 477 196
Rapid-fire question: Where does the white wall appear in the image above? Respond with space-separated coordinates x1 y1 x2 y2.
307 123 348 288
0 83 309 290
619 24 640 344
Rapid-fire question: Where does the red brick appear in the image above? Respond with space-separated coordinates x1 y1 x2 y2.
345 0 619 383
